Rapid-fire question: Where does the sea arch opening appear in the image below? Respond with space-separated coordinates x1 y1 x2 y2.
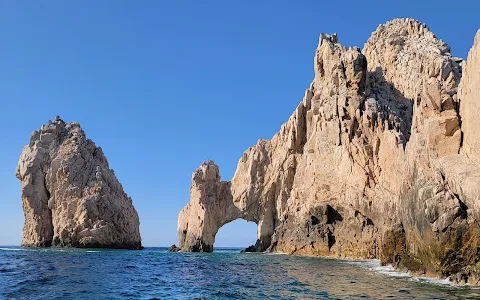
213 219 258 251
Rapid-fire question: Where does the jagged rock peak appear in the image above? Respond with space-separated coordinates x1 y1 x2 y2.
364 18 461 100
319 32 338 45
370 18 443 45
193 160 221 183
16 116 142 249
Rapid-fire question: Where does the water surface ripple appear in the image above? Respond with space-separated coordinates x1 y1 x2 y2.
0 247 478 299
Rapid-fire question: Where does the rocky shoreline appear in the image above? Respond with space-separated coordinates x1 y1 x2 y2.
178 19 480 285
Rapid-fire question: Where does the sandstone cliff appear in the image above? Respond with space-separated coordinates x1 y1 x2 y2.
16 116 142 249
178 19 480 284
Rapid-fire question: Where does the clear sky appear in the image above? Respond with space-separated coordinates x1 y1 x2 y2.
0 1 479 247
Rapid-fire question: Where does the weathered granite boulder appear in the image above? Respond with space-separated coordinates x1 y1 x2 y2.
16 116 142 249
178 19 480 284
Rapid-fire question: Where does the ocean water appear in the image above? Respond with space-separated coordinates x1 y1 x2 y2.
0 247 479 299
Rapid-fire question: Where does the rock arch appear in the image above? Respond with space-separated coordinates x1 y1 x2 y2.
178 158 276 252
214 218 258 248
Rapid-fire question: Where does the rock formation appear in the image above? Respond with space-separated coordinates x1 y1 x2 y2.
178 19 480 284
167 244 181 252
16 116 142 249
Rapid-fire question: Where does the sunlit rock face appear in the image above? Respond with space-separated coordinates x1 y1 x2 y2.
16 116 142 249
178 160 273 252
179 19 480 284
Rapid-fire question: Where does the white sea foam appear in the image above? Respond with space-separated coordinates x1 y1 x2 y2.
0 247 23 251
371 263 411 278
348 259 456 286
411 276 452 286
264 252 287 256
375 265 454 286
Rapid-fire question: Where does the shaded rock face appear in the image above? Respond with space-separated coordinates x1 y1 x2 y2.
16 117 142 249
178 19 480 284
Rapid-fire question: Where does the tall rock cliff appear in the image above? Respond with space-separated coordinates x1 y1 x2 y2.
178 19 480 284
16 116 142 249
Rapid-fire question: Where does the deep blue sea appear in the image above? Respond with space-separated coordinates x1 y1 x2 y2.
1 246 479 299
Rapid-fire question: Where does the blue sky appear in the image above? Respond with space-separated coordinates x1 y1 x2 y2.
0 1 479 247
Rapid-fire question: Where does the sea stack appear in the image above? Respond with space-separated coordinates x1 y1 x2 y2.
16 116 142 249
178 19 480 284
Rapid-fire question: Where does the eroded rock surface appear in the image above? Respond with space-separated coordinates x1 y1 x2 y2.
17 116 142 249
178 19 480 284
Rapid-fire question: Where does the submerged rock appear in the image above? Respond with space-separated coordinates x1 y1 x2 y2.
241 245 257 253
16 116 142 249
167 244 181 252
178 19 480 284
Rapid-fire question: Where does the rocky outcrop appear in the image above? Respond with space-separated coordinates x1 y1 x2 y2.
241 245 257 253
178 19 480 284
16 116 142 249
167 244 181 252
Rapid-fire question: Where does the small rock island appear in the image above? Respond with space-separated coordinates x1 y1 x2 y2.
16 116 142 249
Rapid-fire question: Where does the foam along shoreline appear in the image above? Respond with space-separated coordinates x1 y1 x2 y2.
244 248 468 287
348 259 471 287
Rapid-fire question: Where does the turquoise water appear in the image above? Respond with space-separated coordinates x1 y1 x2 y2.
0 247 479 299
